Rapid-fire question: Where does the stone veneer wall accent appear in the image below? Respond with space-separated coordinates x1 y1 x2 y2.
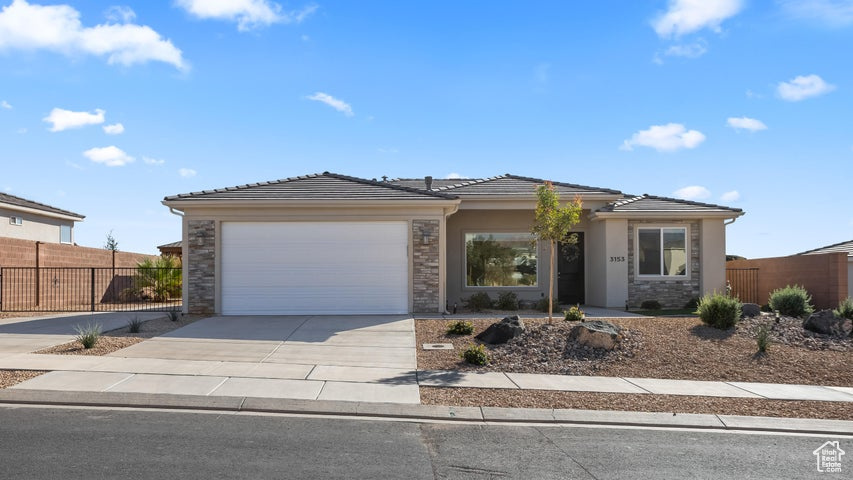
412 219 440 312
627 220 700 308
187 220 215 314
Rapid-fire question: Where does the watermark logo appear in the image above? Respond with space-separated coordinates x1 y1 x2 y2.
814 441 844 474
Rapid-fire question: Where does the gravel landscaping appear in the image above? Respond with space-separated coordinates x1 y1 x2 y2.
0 369 46 389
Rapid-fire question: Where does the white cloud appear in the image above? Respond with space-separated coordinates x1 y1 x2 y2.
0 0 186 70
83 145 134 167
143 156 165 165
104 5 136 23
777 74 836 101
102 122 124 134
43 107 104 132
179 167 197 177
445 173 464 179
673 185 711 200
653 0 744 37
1 100 11 109
720 190 741 202
727 116 767 132
779 0 853 27
664 41 708 58
620 123 706 152
306 92 354 116
176 0 317 31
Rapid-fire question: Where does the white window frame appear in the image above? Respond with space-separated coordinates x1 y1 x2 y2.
463 231 540 289
635 225 689 279
60 225 72 244
10 216 22 226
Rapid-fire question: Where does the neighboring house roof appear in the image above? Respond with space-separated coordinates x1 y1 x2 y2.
428 174 622 197
595 194 744 215
0 192 84 220
797 239 853 258
158 241 182 249
164 172 458 202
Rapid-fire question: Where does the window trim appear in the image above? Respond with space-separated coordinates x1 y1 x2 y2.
9 216 22 226
462 230 540 289
60 224 72 244
634 225 690 279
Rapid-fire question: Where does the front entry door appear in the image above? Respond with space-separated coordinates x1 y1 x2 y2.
558 232 585 305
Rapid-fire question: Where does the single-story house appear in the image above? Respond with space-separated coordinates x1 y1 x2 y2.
0 192 84 245
157 240 183 259
163 172 744 315
799 240 853 298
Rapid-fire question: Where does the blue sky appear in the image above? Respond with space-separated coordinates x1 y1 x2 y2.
0 0 851 257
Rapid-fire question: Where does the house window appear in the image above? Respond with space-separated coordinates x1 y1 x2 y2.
465 233 537 287
60 225 72 244
10 216 22 226
637 227 686 276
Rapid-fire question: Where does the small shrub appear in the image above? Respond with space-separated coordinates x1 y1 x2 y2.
640 300 661 310
684 297 699 310
446 320 474 335
74 322 102 349
834 297 853 320
768 285 814 318
167 309 180 322
127 316 144 333
697 293 742 329
760 304 772 313
495 292 519 311
466 292 493 312
461 343 489 365
756 325 770 353
563 305 584 322
535 297 559 313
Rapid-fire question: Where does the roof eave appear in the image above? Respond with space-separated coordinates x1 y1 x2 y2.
0 202 85 222
589 210 745 221
162 197 462 210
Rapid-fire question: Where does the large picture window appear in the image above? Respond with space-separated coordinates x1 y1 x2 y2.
465 233 537 287
637 227 686 276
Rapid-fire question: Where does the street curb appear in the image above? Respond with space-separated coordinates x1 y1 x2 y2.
1 389 852 436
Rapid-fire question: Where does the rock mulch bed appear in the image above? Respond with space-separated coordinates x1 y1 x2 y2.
737 313 853 352
0 369 47 389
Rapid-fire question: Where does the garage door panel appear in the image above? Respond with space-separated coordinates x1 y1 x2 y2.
221 222 409 315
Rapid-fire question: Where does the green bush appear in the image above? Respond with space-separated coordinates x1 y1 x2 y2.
466 292 493 312
461 343 489 365
768 285 814 318
446 320 474 335
495 292 519 311
563 305 584 322
535 297 559 313
756 325 770 353
697 293 742 329
834 297 853 320
684 297 699 310
760 304 772 313
74 322 102 349
640 300 661 310
127 316 144 333
135 256 182 302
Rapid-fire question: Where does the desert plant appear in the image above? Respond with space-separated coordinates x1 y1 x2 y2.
756 325 770 353
697 293 742 329
446 320 474 335
466 292 493 312
535 297 559 313
768 285 814 318
127 316 144 333
135 256 182 302
74 322 102 349
640 300 661 310
461 343 489 365
495 291 519 311
563 305 584 322
531 181 582 322
834 297 853 320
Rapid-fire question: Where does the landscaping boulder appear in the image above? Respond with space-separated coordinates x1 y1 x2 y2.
803 310 853 337
475 315 525 344
569 321 621 350
741 303 761 318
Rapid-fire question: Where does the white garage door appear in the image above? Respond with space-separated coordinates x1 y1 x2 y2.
220 221 409 315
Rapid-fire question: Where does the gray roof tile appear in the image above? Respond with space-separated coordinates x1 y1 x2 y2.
596 194 743 214
430 174 621 196
798 240 853 257
0 192 84 219
165 172 458 201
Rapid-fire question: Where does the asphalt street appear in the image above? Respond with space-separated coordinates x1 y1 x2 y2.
0 405 845 479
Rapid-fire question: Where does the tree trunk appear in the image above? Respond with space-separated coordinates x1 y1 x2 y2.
549 240 555 323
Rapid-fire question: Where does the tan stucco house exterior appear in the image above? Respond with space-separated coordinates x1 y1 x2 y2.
0 193 84 245
163 172 744 315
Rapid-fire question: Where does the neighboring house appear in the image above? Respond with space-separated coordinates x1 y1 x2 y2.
799 240 853 298
0 192 84 245
157 240 183 259
163 172 743 315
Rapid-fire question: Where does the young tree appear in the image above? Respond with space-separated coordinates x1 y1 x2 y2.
531 182 582 322
104 230 119 251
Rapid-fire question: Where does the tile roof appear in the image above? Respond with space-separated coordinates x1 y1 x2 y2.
389 178 478 190
164 172 459 201
428 174 622 196
0 192 84 219
596 194 743 214
797 240 853 257
157 241 182 249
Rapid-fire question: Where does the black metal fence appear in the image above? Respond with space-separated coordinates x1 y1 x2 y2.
726 267 759 304
0 267 182 312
